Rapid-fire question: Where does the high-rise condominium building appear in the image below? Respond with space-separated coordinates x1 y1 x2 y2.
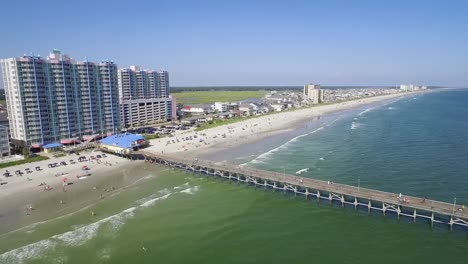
0 50 120 148
303 83 323 104
118 66 175 128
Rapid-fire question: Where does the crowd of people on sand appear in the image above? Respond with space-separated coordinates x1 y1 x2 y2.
152 116 287 154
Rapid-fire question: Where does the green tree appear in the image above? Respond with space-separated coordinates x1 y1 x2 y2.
22 147 30 159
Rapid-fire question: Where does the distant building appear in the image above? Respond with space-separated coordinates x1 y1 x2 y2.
400 84 427 91
0 50 121 149
214 102 239 113
303 83 323 104
120 97 175 128
181 104 212 115
239 103 254 115
214 102 227 112
0 125 10 157
270 104 284 112
227 102 239 112
118 66 175 128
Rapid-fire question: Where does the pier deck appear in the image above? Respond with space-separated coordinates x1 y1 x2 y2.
135 151 468 230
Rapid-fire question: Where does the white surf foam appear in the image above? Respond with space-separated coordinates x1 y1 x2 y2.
0 189 177 263
244 118 341 166
132 174 156 185
173 182 190 190
140 193 171 208
99 247 112 260
295 168 309 174
358 107 374 116
179 186 200 195
0 238 57 263
351 122 362 130
53 203 137 246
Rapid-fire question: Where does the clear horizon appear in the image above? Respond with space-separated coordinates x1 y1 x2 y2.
0 0 467 87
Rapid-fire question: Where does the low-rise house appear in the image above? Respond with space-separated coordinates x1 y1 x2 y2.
226 103 239 112
214 102 239 113
239 104 254 116
214 102 227 112
181 104 213 114
270 104 284 112
181 117 199 125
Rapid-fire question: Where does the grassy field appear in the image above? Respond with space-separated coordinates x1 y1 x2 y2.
173 90 267 105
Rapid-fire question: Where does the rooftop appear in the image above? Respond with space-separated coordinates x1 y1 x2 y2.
100 133 145 149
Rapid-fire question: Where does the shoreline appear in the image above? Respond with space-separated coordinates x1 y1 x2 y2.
0 150 149 234
146 91 429 160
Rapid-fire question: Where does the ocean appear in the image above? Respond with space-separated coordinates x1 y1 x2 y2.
1 89 468 263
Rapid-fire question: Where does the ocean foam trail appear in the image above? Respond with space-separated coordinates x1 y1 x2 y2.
132 174 156 185
174 182 190 190
140 193 171 207
295 168 309 174
0 207 137 263
0 190 176 263
179 186 200 195
246 118 341 165
358 106 376 116
0 239 57 264
53 202 138 247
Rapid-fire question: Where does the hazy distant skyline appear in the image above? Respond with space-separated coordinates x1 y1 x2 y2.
1 0 467 87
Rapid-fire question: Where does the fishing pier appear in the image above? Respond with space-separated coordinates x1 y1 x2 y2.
135 151 468 231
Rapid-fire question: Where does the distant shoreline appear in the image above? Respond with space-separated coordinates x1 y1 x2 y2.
146 90 430 160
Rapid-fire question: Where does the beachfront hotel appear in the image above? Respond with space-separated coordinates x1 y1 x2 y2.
303 83 323 104
0 50 121 149
118 66 175 128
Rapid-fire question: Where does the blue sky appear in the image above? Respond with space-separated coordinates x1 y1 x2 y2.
1 0 467 86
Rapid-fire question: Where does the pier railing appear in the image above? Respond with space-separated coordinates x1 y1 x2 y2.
135 150 468 230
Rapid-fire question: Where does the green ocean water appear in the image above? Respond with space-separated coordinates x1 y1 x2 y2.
1 89 468 263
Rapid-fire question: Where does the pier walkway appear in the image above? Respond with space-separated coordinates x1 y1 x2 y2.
135 151 468 230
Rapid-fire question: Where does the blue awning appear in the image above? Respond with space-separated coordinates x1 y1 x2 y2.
43 143 63 149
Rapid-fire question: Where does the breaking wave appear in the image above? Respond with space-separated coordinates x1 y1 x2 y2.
295 168 309 174
244 118 340 166
0 182 196 264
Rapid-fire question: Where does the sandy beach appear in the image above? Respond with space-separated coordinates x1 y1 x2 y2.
146 91 427 158
0 150 150 234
